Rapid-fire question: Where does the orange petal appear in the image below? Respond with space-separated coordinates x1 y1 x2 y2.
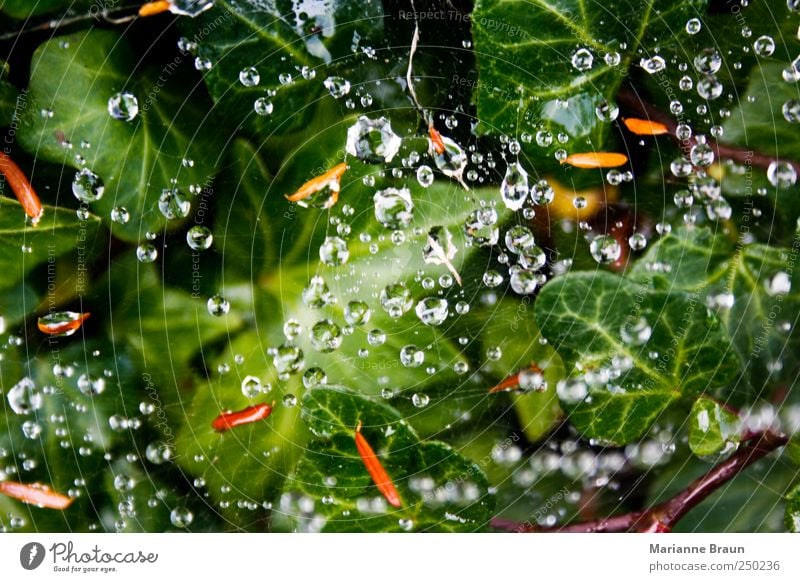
285 162 347 205
139 1 171 17
488 364 543 393
622 118 670 136
428 126 446 155
561 152 628 169
355 421 402 508
0 152 43 224
0 481 73 510
37 312 91 336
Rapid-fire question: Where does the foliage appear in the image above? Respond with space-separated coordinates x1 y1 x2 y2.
0 0 798 533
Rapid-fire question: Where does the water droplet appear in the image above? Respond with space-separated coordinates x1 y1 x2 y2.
767 161 797 188
309 319 343 352
207 294 230 316
505 225 535 254
241 375 264 398
411 392 430 407
323 76 351 98
344 301 371 326
694 48 722 74
640 56 666 74
509 267 538 294
239 66 260 87
500 162 529 211
302 276 332 308
753 35 775 57
159 188 191 220
302 367 328 388
373 187 414 229
416 165 434 187
136 243 158 263
107 91 139 122
620 316 652 345
7 378 42 415
170 507 194 528
571 48 594 71
111 206 130 224
415 297 448 326
380 283 413 318
589 235 622 264
765 271 791 296
400 345 424 368
782 99 800 123
254 97 274 116
319 236 349 266
186 225 213 250
271 344 304 376
77 373 106 396
595 100 619 122
346 116 402 163
72 168 104 203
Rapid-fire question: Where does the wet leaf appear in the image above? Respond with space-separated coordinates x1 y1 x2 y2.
0 197 101 291
631 226 800 401
786 481 800 532
534 271 741 444
281 385 494 532
18 30 222 241
472 0 705 169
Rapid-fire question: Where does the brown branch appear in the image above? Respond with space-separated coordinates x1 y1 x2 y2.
491 430 789 533
616 87 800 174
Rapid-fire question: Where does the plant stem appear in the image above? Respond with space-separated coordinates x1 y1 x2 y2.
616 87 800 173
491 430 788 533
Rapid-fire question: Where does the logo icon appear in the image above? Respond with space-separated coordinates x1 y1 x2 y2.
20 542 46 570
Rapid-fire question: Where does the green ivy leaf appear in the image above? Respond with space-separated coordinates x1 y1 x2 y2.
472 0 705 169
631 226 800 400
280 385 493 532
185 0 400 143
0 197 100 291
0 72 17 126
687 396 741 457
18 30 222 241
534 271 741 444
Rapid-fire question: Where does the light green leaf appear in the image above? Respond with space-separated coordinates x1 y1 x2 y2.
0 197 101 291
688 396 741 458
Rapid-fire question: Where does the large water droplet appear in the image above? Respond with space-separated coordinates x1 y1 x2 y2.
72 168 105 203
589 235 622 264
374 188 414 229
346 116 402 163
500 162 529 211
415 297 448 326
107 91 139 122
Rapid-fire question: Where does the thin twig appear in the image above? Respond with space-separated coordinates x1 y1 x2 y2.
491 429 789 533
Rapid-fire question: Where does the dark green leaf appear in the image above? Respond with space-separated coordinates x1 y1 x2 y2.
281 385 494 532
534 270 740 444
18 30 222 241
786 481 800 532
631 226 800 399
472 0 705 168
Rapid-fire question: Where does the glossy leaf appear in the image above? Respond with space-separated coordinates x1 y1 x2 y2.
18 30 222 241
631 226 800 400
472 0 705 168
281 386 494 532
534 271 741 444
